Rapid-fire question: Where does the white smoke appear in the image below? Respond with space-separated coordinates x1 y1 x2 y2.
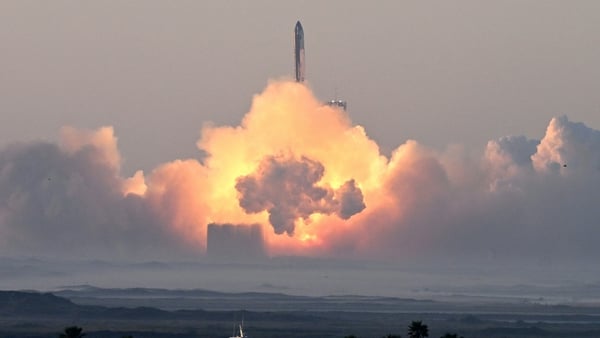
0 127 195 259
1 92 599 262
532 115 600 174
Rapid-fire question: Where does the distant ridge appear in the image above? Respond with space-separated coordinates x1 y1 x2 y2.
0 291 315 321
53 284 315 302
0 290 180 319
0 291 77 316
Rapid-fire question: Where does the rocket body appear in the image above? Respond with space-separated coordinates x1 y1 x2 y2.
294 21 305 82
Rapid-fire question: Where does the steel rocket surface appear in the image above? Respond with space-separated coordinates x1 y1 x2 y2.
295 21 305 82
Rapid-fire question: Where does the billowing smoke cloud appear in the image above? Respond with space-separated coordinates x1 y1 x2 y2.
484 135 539 191
2 81 600 261
235 155 365 235
475 116 600 260
533 116 600 174
0 127 195 259
335 179 366 219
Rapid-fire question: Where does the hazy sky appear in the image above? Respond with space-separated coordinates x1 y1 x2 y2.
3 1 600 174
2 1 600 263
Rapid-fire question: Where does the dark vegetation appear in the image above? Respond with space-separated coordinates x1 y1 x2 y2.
407 321 429 338
1 290 600 338
58 326 85 338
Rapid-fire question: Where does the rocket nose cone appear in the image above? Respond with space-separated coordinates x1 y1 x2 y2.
295 21 303 30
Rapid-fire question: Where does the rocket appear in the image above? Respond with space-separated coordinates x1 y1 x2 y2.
294 21 305 82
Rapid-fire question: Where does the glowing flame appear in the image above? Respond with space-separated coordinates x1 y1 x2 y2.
2 79 599 259
133 80 390 255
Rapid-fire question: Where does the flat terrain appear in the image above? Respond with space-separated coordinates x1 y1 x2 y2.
2 287 600 338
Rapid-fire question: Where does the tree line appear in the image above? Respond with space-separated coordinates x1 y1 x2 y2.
59 320 465 338
344 320 465 338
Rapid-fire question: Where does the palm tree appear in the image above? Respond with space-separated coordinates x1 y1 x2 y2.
407 321 429 338
58 326 85 338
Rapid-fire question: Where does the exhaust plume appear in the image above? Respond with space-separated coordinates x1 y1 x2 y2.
1 81 600 261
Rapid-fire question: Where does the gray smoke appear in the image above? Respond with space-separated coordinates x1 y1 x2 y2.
3 116 600 262
360 116 600 261
235 155 366 235
206 223 265 260
0 139 191 259
336 179 366 219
